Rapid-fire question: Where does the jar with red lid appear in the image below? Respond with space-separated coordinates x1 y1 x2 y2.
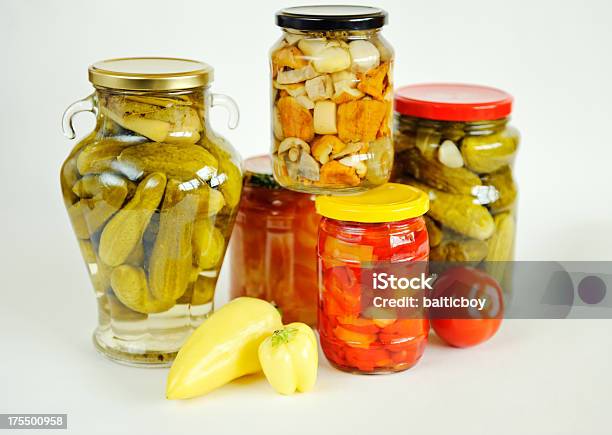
392 84 519 276
230 155 320 325
316 183 430 374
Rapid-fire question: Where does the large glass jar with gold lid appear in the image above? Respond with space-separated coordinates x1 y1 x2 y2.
60 58 242 366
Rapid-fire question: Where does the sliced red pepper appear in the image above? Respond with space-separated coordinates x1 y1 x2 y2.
320 340 347 366
333 325 377 349
381 318 430 337
345 346 390 372
323 236 375 263
337 316 380 334
324 266 362 315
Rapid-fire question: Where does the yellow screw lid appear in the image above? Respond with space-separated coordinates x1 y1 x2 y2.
315 183 429 223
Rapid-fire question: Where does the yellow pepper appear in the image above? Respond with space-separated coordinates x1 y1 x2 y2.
166 297 282 399
258 322 318 395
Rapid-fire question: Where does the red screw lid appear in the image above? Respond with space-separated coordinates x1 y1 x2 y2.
394 83 513 122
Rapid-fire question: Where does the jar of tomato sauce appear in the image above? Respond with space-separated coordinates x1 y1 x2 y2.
230 155 320 325
316 183 430 374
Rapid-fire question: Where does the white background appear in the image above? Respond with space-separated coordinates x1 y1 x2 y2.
1 0 611 434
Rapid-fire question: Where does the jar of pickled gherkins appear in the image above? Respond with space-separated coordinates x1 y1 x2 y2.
393 84 519 275
316 183 430 374
271 6 394 194
230 155 320 325
60 58 242 366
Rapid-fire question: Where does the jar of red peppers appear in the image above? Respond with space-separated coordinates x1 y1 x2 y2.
230 155 320 325
316 183 430 374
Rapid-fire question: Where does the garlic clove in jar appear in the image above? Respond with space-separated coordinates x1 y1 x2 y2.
438 140 464 168
349 40 380 73
298 38 328 57
313 47 351 73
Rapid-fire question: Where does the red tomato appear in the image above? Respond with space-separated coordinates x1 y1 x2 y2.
430 267 503 348
432 318 502 348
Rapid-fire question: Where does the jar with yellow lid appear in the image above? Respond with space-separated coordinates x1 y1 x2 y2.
60 57 242 366
316 183 430 374
270 5 394 195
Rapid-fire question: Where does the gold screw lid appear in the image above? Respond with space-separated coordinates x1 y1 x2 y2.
88 57 213 91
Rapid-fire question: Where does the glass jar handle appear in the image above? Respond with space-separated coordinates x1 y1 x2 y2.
62 94 96 139
211 93 239 130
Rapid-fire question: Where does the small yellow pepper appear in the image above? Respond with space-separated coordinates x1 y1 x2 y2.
258 322 318 395
166 297 282 399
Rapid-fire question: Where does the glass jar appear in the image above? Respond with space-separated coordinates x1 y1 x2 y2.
270 5 394 195
392 84 519 277
230 155 320 325
60 58 242 366
316 183 430 374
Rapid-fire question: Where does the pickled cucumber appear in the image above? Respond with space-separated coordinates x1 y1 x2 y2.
195 185 226 218
110 265 175 314
192 220 225 270
414 181 495 241
118 142 218 181
486 213 515 261
461 131 518 174
148 180 199 303
76 139 132 175
67 174 129 239
424 216 442 248
430 238 488 262
415 127 441 159
214 159 242 208
482 166 517 213
102 96 202 144
401 147 482 195
177 275 216 306
99 173 166 266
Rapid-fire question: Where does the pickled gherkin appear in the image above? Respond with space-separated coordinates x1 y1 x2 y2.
487 212 515 261
482 166 517 213
61 59 243 366
400 147 482 195
461 129 518 174
118 142 218 181
430 238 488 262
413 181 495 241
424 216 442 248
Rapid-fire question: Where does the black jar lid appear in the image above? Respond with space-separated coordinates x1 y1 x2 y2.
276 5 388 31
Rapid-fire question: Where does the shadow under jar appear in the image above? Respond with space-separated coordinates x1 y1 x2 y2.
392 83 519 288
271 5 395 195
230 155 320 326
60 58 242 366
316 184 431 374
